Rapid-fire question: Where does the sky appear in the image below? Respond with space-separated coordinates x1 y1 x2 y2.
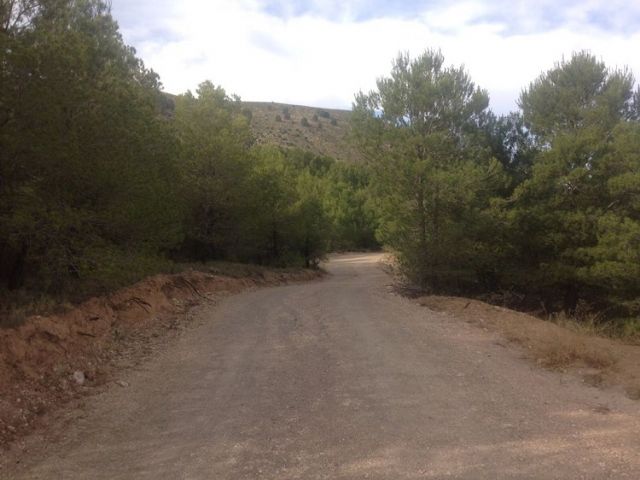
110 0 640 114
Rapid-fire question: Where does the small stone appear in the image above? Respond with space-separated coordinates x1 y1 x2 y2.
72 371 85 385
116 380 129 388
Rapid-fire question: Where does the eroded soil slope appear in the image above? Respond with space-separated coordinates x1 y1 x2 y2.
0 267 320 449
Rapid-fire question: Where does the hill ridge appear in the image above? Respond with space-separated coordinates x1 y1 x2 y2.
242 101 363 163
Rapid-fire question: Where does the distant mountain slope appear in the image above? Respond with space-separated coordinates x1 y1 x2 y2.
243 102 364 163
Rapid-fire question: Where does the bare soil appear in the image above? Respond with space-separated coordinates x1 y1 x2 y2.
0 267 321 451
415 295 640 401
2 253 640 479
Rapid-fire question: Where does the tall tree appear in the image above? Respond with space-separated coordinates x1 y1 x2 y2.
509 52 639 311
575 122 640 315
353 50 506 290
0 0 182 292
520 51 635 140
173 81 252 261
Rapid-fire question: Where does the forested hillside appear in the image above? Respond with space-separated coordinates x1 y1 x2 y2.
0 0 378 318
2 0 639 330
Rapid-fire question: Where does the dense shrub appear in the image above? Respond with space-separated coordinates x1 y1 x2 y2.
0 0 374 300
353 49 640 322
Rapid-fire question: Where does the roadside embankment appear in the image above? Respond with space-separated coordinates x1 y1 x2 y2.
416 295 640 401
0 266 322 449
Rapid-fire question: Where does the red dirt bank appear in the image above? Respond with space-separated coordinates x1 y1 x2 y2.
0 268 320 450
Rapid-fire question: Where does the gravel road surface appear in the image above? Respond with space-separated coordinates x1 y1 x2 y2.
6 253 640 479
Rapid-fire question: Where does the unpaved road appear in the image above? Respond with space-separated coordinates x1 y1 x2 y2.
4 253 640 479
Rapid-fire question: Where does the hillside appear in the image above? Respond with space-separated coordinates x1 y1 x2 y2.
242 101 364 163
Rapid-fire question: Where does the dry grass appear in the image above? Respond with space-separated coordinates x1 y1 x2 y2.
243 101 364 163
0 292 74 329
415 295 640 400
551 312 640 345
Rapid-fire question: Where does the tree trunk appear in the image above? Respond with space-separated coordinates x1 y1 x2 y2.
563 283 579 314
304 235 310 268
7 243 27 290
271 224 279 260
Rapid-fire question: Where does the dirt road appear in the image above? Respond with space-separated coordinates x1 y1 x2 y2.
5 253 640 479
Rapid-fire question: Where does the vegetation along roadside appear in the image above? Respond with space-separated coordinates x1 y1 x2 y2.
2 0 640 408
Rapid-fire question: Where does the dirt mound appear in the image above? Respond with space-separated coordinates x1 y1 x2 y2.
0 268 320 449
416 295 640 399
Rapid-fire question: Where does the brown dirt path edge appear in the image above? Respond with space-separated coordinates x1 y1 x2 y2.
414 296 640 401
0 267 322 452
3 253 640 479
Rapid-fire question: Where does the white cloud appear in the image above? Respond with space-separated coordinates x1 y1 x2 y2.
111 0 640 113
